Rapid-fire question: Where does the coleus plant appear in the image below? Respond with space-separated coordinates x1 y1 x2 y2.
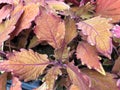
0 0 120 90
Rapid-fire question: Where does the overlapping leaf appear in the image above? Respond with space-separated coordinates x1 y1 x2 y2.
76 42 105 75
56 73 71 89
0 0 118 89
54 17 77 60
0 73 7 90
15 28 32 49
71 2 95 19
64 17 77 45
0 49 49 81
0 5 12 23
46 1 70 11
82 68 118 90
34 8 65 49
44 66 62 90
67 62 90 90
11 2 39 37
13 0 20 6
10 1 23 16
54 46 69 61
28 36 40 48
95 0 120 23
0 10 23 47
0 0 13 4
77 16 113 58
10 77 22 90
112 56 120 73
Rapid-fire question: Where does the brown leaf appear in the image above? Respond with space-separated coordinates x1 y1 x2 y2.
57 71 71 89
0 73 7 90
0 10 23 47
0 49 49 81
71 2 95 19
34 7 65 49
8 28 32 50
113 37 120 45
112 56 120 74
81 68 118 90
77 16 113 58
95 0 120 23
46 1 70 11
64 17 77 45
44 66 62 90
28 36 40 48
16 28 32 49
54 17 76 60
54 46 69 60
76 42 105 75
67 62 90 90
0 5 12 23
10 77 22 90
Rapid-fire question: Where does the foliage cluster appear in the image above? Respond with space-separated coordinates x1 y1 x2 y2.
0 0 120 90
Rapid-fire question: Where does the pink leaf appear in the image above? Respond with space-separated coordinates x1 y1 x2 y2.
76 42 105 75
0 49 49 81
0 73 7 90
0 10 23 47
76 16 113 58
117 79 120 89
95 0 120 23
11 2 40 37
10 77 22 90
0 5 12 23
0 0 13 4
112 25 120 38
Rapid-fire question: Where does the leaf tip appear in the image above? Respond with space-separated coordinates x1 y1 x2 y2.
96 64 106 76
